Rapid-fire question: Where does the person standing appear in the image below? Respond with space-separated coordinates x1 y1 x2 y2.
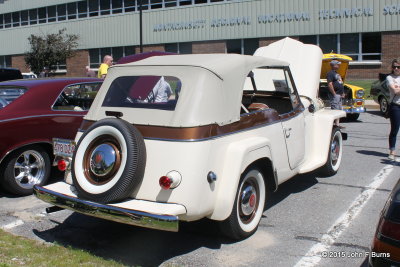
387 59 400 161
97 55 113 79
327 60 345 128
85 66 96 77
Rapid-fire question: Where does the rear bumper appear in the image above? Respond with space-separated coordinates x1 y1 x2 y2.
33 183 186 232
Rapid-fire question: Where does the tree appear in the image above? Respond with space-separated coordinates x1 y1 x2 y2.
25 29 79 75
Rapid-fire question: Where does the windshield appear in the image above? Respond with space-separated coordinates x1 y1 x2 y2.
102 76 181 111
0 87 27 109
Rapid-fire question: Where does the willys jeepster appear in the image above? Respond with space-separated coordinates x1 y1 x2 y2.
34 38 347 240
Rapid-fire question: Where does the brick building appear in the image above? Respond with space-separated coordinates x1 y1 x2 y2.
0 0 399 79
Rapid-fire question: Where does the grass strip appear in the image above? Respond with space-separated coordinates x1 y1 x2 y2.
0 229 125 267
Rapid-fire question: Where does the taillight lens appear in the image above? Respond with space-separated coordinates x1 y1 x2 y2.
159 176 173 190
57 159 67 171
379 218 400 241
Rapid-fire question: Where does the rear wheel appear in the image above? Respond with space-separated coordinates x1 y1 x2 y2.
219 168 266 240
319 127 343 176
380 96 389 115
1 145 50 195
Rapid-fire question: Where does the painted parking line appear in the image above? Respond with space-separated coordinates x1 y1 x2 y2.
294 164 394 267
1 219 24 230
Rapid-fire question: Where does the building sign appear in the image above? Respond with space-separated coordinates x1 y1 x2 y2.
153 20 206 32
383 5 400 15
319 7 373 19
211 17 251 27
258 12 310 23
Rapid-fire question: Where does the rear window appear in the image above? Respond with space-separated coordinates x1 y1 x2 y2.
0 87 27 109
102 76 181 111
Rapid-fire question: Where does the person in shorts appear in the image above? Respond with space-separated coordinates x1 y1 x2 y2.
327 59 345 128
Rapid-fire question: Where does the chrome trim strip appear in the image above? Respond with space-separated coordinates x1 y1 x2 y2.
33 185 179 232
78 110 306 143
0 114 83 124
0 141 52 166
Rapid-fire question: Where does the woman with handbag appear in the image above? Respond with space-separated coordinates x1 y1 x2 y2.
387 59 400 161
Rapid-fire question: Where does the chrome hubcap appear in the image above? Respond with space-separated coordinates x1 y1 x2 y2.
14 150 45 189
89 144 117 176
239 178 259 224
331 136 340 165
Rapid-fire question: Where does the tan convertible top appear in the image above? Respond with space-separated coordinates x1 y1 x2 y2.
87 54 290 127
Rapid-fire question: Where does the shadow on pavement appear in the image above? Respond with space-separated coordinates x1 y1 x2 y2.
32 172 320 266
357 150 387 157
33 213 233 266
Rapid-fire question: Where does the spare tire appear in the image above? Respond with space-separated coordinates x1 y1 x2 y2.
71 118 146 203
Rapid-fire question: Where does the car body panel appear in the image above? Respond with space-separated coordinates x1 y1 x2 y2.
0 78 102 165
35 38 346 232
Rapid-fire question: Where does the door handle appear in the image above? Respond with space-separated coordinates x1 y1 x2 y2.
284 127 292 138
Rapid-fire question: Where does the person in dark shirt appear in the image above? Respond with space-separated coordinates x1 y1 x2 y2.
327 60 345 129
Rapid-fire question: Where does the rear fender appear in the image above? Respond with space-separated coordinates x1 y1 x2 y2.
209 137 272 221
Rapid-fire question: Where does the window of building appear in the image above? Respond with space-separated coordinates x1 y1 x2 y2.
165 43 192 54
0 56 12 68
164 0 177 7
179 0 192 6
47 6 56 22
38 8 46 24
299 33 381 62
20 10 29 26
0 14 3 29
227 39 259 55
112 0 123 14
78 1 88 18
12 12 20 27
89 46 135 68
57 5 67 21
150 0 163 9
319 34 337 54
100 0 111 15
28 9 37 25
89 0 100 17
4 13 11 28
68 3 77 20
124 0 136 12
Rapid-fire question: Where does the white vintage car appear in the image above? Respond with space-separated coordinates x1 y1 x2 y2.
34 38 346 240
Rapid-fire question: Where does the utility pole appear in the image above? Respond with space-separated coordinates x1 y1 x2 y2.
139 0 143 53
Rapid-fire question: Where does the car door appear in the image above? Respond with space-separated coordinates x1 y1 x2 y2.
280 68 305 169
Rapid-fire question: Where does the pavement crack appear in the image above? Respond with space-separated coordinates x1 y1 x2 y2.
295 236 369 251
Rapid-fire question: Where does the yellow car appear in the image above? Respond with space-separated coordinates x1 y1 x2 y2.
319 53 365 121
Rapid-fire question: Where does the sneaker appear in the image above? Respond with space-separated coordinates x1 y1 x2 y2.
388 154 400 162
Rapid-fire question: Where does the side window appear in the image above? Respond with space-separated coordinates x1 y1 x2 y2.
102 76 180 110
242 67 299 115
0 87 27 109
53 82 102 111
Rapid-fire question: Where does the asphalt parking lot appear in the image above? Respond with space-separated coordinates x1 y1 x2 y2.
0 108 398 267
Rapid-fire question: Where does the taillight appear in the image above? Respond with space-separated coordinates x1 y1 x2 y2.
57 159 68 171
379 219 400 241
159 171 182 190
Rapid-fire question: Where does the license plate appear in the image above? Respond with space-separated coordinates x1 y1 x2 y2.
53 138 76 158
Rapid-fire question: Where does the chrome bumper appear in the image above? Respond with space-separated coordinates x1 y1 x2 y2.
343 106 365 113
33 185 180 232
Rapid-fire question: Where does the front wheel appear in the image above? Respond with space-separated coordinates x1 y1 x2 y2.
0 145 51 195
380 97 389 115
319 127 343 176
219 168 266 240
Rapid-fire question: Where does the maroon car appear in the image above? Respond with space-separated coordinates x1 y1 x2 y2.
0 78 102 195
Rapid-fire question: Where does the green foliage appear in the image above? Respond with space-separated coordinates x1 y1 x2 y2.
24 28 79 75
